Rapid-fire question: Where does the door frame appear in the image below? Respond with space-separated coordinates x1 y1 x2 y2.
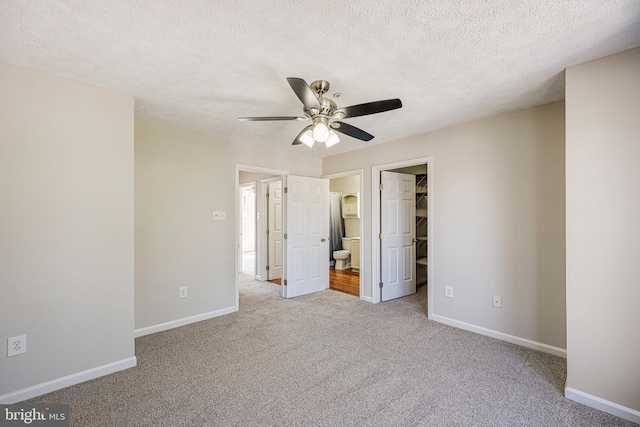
323 169 364 300
235 164 289 309
371 157 433 316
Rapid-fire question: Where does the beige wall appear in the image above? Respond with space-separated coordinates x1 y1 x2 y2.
239 171 279 185
323 101 566 349
565 48 640 413
0 64 135 400
134 121 321 330
329 175 360 194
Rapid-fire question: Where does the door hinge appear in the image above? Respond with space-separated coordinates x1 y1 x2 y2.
266 229 269 234
379 233 384 240
284 187 288 193
283 279 287 286
379 184 384 191
266 192 269 198
266 265 270 270
379 281 384 288
284 233 288 239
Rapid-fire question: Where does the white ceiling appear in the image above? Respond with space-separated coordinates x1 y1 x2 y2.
2 1 639 157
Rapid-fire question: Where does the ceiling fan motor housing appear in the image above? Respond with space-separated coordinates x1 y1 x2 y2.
319 98 337 116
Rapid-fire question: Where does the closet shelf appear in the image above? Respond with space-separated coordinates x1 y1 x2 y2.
415 173 428 272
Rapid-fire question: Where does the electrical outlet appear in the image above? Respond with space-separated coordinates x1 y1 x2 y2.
444 286 453 298
179 286 188 299
212 211 226 220
493 295 502 308
8 335 27 357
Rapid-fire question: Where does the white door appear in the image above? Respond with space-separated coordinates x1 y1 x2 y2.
267 181 283 280
284 175 329 298
380 171 416 301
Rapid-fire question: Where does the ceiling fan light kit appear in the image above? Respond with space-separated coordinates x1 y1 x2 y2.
312 120 329 142
324 130 340 147
238 77 402 148
300 129 314 147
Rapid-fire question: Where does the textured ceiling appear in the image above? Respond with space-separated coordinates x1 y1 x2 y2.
1 1 639 157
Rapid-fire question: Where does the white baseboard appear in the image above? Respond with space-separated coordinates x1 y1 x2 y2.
134 306 238 338
431 314 567 358
0 356 137 404
565 387 640 424
360 295 374 303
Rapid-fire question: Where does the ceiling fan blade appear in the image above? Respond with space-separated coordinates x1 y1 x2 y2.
337 99 402 119
292 125 312 145
238 116 305 121
287 77 321 111
332 122 374 141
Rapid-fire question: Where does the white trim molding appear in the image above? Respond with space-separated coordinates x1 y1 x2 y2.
0 357 137 404
565 387 640 424
432 314 567 358
134 306 237 338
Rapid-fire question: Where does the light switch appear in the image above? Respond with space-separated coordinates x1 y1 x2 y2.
213 211 226 220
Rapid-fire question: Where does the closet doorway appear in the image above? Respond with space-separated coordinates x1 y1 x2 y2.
326 170 363 298
372 157 432 316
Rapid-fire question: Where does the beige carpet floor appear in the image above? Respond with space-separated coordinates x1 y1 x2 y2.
25 275 634 426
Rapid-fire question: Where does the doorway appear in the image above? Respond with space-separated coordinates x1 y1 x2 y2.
236 165 288 307
236 166 331 305
325 170 363 298
372 158 432 316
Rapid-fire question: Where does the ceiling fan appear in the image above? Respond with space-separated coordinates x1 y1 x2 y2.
238 77 402 148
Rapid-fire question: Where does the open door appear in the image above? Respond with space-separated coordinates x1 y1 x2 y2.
284 175 329 298
267 180 283 281
380 171 416 301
